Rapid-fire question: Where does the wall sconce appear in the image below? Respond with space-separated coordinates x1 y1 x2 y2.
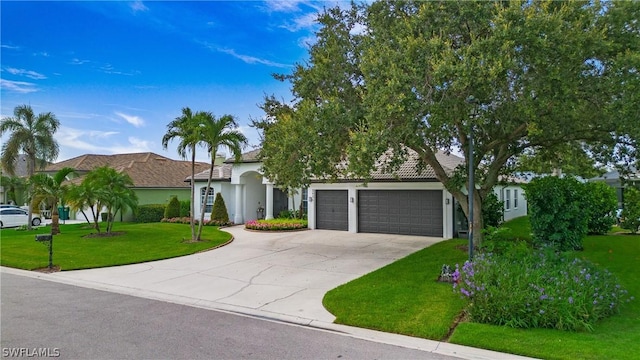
445 198 450 205
350 197 354 203
309 196 313 202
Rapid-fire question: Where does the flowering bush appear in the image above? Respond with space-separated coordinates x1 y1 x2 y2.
160 217 231 227
245 219 308 231
453 247 633 331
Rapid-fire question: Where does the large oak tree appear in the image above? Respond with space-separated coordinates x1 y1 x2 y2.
258 0 639 246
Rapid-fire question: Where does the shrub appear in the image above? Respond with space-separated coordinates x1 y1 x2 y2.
453 248 633 331
482 191 504 228
164 196 181 219
211 193 229 223
179 200 190 218
245 218 308 231
583 182 617 234
620 187 640 234
136 204 165 223
525 176 588 251
480 226 528 255
160 217 230 226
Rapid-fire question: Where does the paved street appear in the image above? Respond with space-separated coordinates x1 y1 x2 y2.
1 273 461 360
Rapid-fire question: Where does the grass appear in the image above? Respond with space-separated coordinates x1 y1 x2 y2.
323 217 640 359
0 222 232 271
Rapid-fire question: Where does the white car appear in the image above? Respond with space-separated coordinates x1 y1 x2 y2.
0 208 42 228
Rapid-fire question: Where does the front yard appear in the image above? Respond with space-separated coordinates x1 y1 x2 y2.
0 223 231 270
323 217 640 360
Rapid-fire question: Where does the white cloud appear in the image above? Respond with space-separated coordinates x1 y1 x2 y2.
1 44 20 50
217 48 291 68
70 58 90 65
4 67 47 80
130 1 148 13
280 12 318 32
56 128 151 159
115 111 145 127
33 52 50 57
297 35 317 49
0 79 38 93
101 64 139 76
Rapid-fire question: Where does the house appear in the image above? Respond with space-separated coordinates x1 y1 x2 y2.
192 149 528 238
0 154 31 205
589 168 640 209
42 152 211 221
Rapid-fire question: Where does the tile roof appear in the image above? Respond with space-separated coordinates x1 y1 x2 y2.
224 148 261 163
368 149 464 181
189 164 233 181
44 152 210 188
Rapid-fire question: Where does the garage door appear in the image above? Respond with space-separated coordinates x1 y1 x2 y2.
316 190 348 231
358 190 443 236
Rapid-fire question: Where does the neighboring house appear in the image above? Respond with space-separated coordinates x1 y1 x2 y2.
589 168 640 209
42 152 210 222
192 149 528 239
0 154 31 205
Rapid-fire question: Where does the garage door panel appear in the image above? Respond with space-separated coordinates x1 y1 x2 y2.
316 190 348 231
358 190 443 237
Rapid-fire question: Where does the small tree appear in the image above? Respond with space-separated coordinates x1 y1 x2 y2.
584 181 618 234
620 187 640 234
179 199 190 218
211 192 229 224
482 192 504 229
164 196 181 219
525 177 588 251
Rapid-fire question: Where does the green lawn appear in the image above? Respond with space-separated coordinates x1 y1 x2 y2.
323 217 640 359
0 223 232 271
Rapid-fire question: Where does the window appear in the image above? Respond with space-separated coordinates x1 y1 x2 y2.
302 188 308 215
200 187 214 213
505 189 511 210
514 189 519 209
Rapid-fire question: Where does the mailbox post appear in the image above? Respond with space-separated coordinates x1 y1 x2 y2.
35 234 53 270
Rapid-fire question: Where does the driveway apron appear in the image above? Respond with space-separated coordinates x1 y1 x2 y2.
46 226 443 324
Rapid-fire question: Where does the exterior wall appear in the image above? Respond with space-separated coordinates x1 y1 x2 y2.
193 182 235 221
494 185 528 222
308 182 452 238
243 173 266 222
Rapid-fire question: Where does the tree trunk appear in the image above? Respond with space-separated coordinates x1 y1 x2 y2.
450 187 484 250
51 204 60 235
196 150 217 241
189 148 197 241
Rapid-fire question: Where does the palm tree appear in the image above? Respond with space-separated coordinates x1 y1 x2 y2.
1 104 60 229
0 173 26 205
196 112 247 241
66 182 96 225
30 167 76 234
84 166 138 234
162 107 202 241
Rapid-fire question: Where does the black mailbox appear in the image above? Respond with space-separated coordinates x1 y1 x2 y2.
35 234 52 242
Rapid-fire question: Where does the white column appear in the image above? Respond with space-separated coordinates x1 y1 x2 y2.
265 183 274 220
234 184 244 224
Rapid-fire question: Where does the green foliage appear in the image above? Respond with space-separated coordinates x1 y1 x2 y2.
259 1 639 247
83 166 138 233
245 219 307 231
211 192 229 223
480 226 529 255
525 177 588 251
136 204 165 223
179 200 190 218
164 196 181 219
454 248 632 332
584 181 618 234
620 187 640 234
482 192 504 228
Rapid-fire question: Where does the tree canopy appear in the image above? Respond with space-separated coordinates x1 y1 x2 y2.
257 0 639 245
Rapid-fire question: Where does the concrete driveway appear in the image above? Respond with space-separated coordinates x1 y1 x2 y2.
36 226 442 324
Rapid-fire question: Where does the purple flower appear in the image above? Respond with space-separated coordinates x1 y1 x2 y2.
585 273 591 281
460 288 471 297
593 300 598 305
568 297 574 304
539 309 545 315
540 294 549 301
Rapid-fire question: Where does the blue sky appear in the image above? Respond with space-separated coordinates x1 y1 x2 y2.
1 1 339 162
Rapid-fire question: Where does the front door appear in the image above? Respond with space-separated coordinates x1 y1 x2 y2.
273 188 289 218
